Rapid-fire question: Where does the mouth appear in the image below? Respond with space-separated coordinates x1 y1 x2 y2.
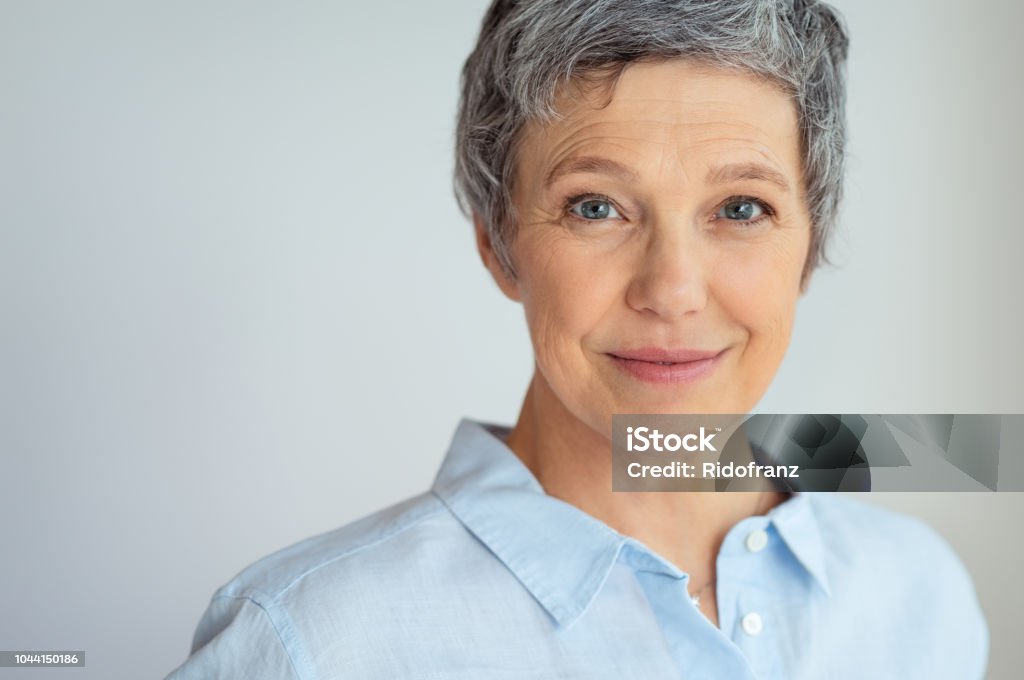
606 347 728 385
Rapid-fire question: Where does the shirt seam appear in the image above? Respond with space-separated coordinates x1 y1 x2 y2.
270 496 448 600
211 593 312 680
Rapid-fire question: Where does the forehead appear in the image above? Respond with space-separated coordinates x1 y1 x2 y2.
517 58 802 184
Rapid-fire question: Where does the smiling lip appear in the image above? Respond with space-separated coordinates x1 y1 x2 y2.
607 347 728 385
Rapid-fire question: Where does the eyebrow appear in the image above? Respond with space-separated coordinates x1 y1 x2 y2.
544 156 639 188
543 156 792 193
706 162 791 193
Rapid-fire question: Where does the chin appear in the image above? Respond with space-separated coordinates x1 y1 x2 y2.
633 381 759 413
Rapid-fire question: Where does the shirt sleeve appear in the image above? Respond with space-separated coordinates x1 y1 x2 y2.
165 594 304 680
917 519 990 680
962 579 990 680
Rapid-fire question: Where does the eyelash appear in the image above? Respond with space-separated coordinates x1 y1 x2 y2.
564 192 620 221
562 192 777 228
714 195 776 229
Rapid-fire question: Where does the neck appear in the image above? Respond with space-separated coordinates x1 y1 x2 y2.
505 369 789 586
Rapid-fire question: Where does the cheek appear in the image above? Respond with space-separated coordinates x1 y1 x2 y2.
713 236 804 352
516 231 622 361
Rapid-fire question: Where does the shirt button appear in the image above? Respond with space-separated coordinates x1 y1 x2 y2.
745 528 768 553
741 612 764 636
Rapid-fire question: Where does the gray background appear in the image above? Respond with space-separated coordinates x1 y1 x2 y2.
1 1 1021 678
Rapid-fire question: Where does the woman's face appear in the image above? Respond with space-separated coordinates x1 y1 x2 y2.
480 58 812 435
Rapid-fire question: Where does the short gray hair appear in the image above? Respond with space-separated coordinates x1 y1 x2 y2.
454 0 850 284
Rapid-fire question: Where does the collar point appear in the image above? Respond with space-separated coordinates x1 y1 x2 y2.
548 604 586 631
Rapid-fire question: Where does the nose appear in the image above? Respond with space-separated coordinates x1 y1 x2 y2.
624 225 709 321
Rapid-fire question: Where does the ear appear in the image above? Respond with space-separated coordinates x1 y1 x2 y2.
798 269 813 297
798 239 815 296
474 215 522 302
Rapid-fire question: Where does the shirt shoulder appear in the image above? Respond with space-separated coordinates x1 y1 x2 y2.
169 491 475 679
806 493 973 581
212 490 452 604
805 493 989 678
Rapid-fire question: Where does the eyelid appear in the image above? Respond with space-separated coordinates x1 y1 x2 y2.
715 195 776 218
564 192 626 220
565 192 617 209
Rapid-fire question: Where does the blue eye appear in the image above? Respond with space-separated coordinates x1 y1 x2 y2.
569 197 621 220
717 198 768 222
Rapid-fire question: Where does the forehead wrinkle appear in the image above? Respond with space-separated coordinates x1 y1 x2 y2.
523 100 801 200
556 115 793 161
533 129 656 186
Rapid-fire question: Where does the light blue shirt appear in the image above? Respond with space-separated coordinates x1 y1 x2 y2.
166 419 988 679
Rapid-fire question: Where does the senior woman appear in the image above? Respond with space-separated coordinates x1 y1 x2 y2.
168 1 987 678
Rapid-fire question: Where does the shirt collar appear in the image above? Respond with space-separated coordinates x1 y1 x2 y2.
764 491 832 596
431 418 831 628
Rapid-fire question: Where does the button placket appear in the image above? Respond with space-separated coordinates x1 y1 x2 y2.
734 523 769 643
716 519 774 645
